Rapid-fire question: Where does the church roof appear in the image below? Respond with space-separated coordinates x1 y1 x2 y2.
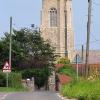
72 50 100 64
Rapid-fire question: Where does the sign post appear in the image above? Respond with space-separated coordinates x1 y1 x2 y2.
2 61 11 87
6 73 8 87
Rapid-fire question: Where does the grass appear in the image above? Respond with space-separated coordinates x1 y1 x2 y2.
0 72 28 92
60 79 100 100
57 58 100 100
0 87 28 92
58 65 76 79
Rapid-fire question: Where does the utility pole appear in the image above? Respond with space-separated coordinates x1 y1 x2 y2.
82 45 84 62
81 45 84 76
64 2 68 58
85 0 92 77
9 17 12 70
7 17 12 87
76 54 79 80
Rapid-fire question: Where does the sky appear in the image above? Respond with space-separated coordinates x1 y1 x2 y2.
0 0 100 50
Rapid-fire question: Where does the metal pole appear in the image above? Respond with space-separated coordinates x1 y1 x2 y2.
85 0 92 77
6 73 8 87
9 17 12 68
64 2 68 58
81 45 84 76
82 45 84 62
7 17 12 87
76 54 79 80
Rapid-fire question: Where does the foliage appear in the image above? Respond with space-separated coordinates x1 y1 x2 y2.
57 58 76 78
59 59 100 100
88 67 100 81
22 66 51 89
57 58 70 64
0 87 27 92
0 28 56 71
0 71 23 89
0 72 6 87
60 79 100 100
9 72 23 89
22 69 34 79
0 27 56 89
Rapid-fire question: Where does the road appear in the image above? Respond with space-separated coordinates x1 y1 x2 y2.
0 91 62 100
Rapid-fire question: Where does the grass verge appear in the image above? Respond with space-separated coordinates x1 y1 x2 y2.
60 80 100 100
0 87 28 92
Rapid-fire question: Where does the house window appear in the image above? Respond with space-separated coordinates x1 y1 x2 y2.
50 8 57 27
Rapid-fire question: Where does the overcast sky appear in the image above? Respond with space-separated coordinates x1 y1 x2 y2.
0 0 100 50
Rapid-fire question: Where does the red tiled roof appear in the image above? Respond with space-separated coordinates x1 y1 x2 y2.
77 50 100 64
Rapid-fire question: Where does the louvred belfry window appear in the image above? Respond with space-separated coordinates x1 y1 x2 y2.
50 8 57 27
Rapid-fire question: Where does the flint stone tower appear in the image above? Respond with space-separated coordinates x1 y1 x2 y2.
40 0 74 61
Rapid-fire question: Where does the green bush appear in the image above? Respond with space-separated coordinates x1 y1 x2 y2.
0 71 23 89
57 58 76 79
60 80 100 100
33 68 49 89
0 72 6 87
22 67 50 89
22 70 34 79
9 73 23 89
58 65 76 78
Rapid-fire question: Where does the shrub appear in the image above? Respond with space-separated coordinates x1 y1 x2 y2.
22 67 51 89
57 58 76 79
0 72 6 87
9 73 23 89
60 80 100 100
58 65 76 78
0 71 23 89
22 70 34 79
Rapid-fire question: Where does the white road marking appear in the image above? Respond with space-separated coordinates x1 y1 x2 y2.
0 93 9 100
56 93 76 100
56 93 66 100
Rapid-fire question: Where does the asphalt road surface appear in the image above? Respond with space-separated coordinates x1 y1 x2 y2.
0 91 62 100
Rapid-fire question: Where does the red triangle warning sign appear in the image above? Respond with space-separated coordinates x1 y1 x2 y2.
2 61 11 73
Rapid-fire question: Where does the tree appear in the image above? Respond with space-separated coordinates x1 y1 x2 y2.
0 28 56 69
0 28 56 89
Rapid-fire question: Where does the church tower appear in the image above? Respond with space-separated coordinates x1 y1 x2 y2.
40 0 74 61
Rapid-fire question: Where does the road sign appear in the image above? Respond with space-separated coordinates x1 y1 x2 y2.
2 61 11 73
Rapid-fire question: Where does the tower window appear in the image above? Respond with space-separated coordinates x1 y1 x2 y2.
50 8 57 27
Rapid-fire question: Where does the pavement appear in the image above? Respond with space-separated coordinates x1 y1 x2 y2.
0 91 62 100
